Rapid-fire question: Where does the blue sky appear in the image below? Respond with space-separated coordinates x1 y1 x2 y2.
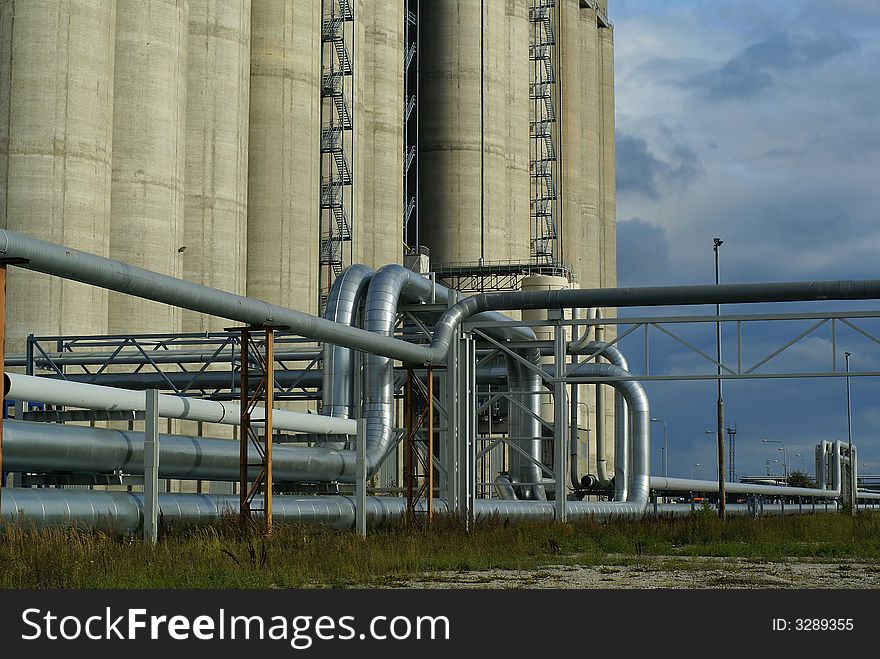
610 0 880 480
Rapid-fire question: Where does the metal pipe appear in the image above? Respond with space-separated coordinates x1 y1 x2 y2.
649 476 837 498
422 280 880 366
568 341 630 499
505 348 546 500
7 230 880 370
360 264 537 478
1 419 351 483
321 264 374 420
592 325 610 485
493 474 517 500
549 362 651 511
0 229 433 365
1 489 834 533
4 373 356 436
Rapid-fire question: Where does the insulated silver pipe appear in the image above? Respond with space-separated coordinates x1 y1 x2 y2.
321 264 374 420
360 265 538 477
8 230 880 370
505 348 546 500
1 487 865 533
569 341 630 499
4 372 356 436
649 476 838 498
1 420 351 483
493 474 517 501
0 230 433 364
551 362 651 512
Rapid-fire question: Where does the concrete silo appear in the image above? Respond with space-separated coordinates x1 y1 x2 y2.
419 0 531 266
247 0 321 315
599 16 616 292
0 0 116 350
182 0 250 333
357 1 404 271
109 0 188 335
557 0 601 290
505 0 531 262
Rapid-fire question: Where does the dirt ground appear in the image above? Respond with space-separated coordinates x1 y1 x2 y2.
398 557 880 589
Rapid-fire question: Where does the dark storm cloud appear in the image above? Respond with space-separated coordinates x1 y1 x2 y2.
758 200 853 249
615 218 671 286
616 133 702 199
682 30 857 101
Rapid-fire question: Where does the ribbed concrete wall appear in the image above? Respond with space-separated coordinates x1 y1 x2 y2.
0 0 115 350
505 0 531 262
419 0 531 266
558 0 601 290
247 0 320 315
182 0 250 333
357 0 403 270
599 23 616 291
109 0 188 335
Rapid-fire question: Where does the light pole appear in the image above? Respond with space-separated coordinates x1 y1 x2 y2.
762 438 788 479
713 237 726 519
795 452 806 473
691 462 701 479
845 351 855 512
651 418 668 478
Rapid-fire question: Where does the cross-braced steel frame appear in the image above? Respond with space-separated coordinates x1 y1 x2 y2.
237 327 275 534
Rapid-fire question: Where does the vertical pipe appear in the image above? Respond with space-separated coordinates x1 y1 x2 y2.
264 329 273 535
444 293 459 513
355 420 366 537
0 264 5 507
594 324 608 483
457 335 475 527
144 389 160 545
554 325 568 521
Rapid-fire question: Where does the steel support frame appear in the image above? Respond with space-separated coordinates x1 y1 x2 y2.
405 367 434 527
238 328 275 534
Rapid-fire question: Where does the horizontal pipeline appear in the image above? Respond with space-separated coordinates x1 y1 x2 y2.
3 374 357 436
0 489 853 534
5 230 880 365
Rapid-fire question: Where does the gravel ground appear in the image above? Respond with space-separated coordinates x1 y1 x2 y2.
398 557 880 589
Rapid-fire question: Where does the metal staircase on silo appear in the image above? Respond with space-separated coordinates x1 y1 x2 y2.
403 0 419 255
529 0 559 265
319 0 356 313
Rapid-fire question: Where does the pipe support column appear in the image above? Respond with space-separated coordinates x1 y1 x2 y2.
143 389 160 545
456 334 476 526
554 325 568 521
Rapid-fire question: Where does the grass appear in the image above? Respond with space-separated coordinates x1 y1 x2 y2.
2 511 880 589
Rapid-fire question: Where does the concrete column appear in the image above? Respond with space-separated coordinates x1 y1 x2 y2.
357 0 404 270
1 0 115 350
182 0 250 333
110 0 188 335
247 0 320 314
